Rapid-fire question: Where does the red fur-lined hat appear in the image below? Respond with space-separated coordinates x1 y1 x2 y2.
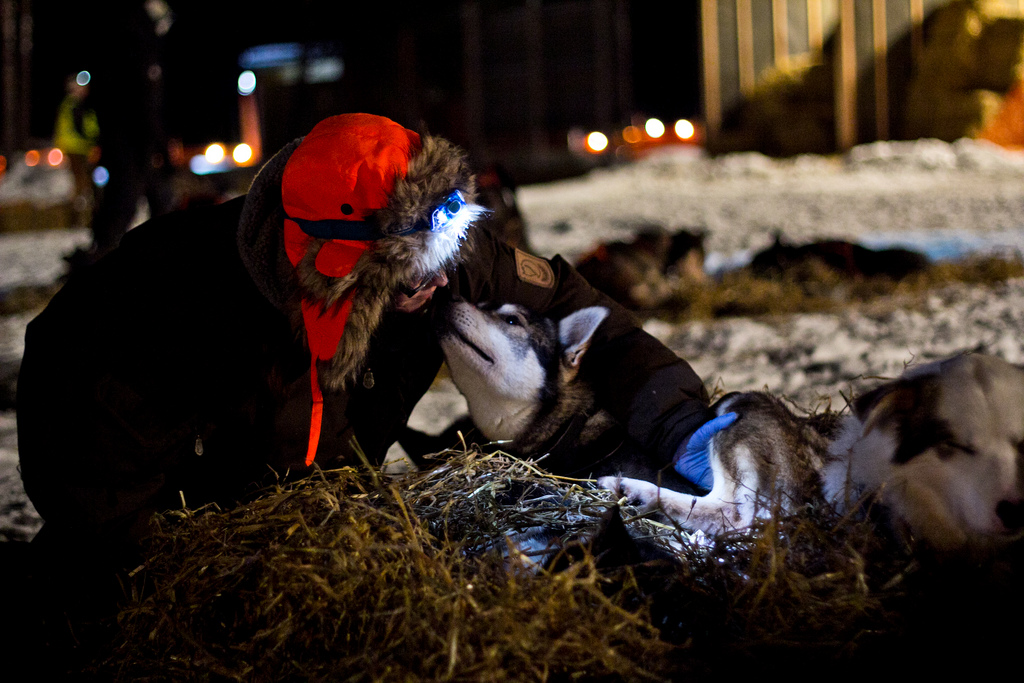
278 113 483 465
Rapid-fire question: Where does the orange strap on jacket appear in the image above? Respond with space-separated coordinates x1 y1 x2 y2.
285 219 369 466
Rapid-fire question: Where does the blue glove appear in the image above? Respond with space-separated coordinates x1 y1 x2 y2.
673 412 738 492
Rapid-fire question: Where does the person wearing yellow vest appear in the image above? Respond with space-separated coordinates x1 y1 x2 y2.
53 73 100 227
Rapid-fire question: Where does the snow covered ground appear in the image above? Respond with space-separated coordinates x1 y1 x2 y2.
3 137 1024 541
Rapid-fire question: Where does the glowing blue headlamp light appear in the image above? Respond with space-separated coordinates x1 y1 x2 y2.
429 190 466 233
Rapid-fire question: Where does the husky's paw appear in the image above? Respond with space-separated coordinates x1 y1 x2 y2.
598 476 699 524
598 476 665 507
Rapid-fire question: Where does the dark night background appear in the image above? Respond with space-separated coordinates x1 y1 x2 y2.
28 0 701 178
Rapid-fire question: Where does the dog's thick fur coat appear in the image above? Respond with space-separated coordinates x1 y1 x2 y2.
431 298 1024 553
427 299 701 492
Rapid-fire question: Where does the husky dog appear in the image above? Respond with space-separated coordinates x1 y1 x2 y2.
430 298 699 493
611 353 1024 552
574 226 706 310
747 233 929 281
822 353 1024 552
432 298 1024 553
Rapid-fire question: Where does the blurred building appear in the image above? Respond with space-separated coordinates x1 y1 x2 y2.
241 1 644 184
702 0 1024 156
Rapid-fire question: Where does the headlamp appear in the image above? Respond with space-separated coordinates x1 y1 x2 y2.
429 190 466 233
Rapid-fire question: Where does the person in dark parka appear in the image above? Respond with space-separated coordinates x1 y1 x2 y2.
17 114 722 566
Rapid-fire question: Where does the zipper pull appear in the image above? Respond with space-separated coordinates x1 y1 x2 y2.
362 369 375 389
194 435 204 456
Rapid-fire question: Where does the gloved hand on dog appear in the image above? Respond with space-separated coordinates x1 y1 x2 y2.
673 412 738 492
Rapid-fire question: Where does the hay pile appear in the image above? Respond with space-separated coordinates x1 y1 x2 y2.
85 441 1024 680
906 0 1024 141
648 253 1024 321
715 55 836 157
96 451 681 681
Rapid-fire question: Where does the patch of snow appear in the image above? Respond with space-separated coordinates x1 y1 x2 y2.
0 229 89 291
0 163 74 207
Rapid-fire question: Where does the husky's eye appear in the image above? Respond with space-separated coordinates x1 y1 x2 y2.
942 440 977 457
503 315 521 326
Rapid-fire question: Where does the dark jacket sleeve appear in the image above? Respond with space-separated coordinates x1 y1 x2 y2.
452 227 714 464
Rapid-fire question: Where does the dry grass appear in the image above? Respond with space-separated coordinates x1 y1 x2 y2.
89 445 1024 681
97 451 681 682
655 253 1024 322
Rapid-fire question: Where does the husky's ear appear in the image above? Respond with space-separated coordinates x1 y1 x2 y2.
852 383 898 425
855 380 925 436
559 306 610 368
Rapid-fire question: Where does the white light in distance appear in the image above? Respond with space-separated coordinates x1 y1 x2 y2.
237 70 256 96
645 118 665 138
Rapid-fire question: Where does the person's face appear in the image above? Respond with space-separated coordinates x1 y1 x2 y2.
393 270 448 313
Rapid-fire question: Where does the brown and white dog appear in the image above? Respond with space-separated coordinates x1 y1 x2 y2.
428 298 1024 554
574 226 706 310
607 354 1024 552
822 353 1024 552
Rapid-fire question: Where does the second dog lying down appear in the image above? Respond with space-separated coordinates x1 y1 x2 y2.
425 298 1024 553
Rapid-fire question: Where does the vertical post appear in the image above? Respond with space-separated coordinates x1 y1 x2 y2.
835 0 857 150
773 0 789 68
701 0 722 147
593 0 614 130
614 0 633 121
737 0 755 94
525 0 545 152
1 0 17 152
807 0 824 53
461 2 485 156
239 92 263 164
17 0 29 148
873 0 888 140
910 0 924 67
396 27 419 128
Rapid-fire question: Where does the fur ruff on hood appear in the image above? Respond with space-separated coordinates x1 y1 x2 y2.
238 131 482 390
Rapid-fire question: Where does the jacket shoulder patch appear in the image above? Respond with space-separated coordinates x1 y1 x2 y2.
514 249 555 288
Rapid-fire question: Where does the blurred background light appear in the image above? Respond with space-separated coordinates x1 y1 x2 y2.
645 118 665 138
586 131 608 153
622 125 642 144
47 148 63 166
92 165 109 187
238 42 303 70
24 150 40 167
237 70 256 96
232 143 253 164
204 143 226 164
675 119 695 140
75 70 91 86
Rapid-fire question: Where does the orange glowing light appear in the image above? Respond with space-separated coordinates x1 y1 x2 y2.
205 143 226 164
232 143 253 164
586 131 609 153
48 148 64 166
25 150 41 167
0 155 7 175
675 119 695 140
622 125 642 144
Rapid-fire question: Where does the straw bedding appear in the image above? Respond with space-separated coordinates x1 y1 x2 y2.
91 439 1023 680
